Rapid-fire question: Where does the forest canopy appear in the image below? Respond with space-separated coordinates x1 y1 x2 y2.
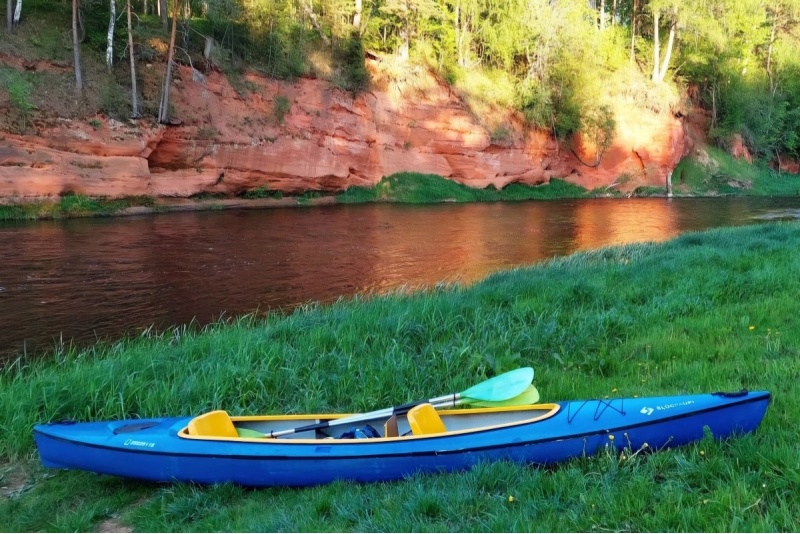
5 0 800 161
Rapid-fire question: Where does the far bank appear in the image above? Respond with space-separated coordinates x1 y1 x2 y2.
3 153 800 221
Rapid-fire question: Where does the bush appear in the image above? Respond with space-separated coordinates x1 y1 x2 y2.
334 33 370 94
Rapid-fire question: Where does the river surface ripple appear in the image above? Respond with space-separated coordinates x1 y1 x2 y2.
2 197 799 360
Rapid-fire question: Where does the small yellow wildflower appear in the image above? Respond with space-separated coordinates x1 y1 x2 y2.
642 443 649 449
700 450 705 456
608 434 615 441
612 388 618 393
749 325 755 331
508 495 516 503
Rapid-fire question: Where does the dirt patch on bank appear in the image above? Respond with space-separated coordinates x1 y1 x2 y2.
0 462 31 499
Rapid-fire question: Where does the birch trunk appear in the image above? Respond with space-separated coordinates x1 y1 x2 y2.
599 0 605 30
766 6 778 93
629 0 636 63
127 0 139 117
302 0 330 45
657 20 675 82
13 0 20 25
158 0 180 123
7 0 12 31
353 0 362 29
72 0 83 91
106 0 115 70
651 9 660 81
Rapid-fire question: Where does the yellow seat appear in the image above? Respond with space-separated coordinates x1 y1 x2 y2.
407 403 447 436
187 410 238 438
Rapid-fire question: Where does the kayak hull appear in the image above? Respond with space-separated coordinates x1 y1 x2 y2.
34 390 770 487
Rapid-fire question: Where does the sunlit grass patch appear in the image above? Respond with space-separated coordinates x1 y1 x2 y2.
337 173 588 204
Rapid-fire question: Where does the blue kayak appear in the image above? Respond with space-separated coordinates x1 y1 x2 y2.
33 390 770 487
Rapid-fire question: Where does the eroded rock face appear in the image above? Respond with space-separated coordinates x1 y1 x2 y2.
0 62 690 200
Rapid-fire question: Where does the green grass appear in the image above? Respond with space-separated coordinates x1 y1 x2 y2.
1 221 800 531
0 195 156 220
336 173 588 204
673 146 800 196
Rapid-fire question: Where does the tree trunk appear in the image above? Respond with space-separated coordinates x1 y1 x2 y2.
7 0 12 31
106 0 115 70
657 19 676 82
629 0 636 63
158 0 179 123
455 0 462 66
12 0 20 25
127 0 139 117
72 0 83 91
766 5 778 93
399 19 409 60
651 9 660 81
599 0 605 30
612 0 617 26
353 0 362 29
302 0 330 45
159 0 167 30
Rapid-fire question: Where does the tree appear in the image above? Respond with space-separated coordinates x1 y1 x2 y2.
302 0 330 45
72 0 83 91
650 0 679 83
158 0 180 123
106 0 116 70
379 0 439 60
126 0 139 117
630 0 637 63
13 0 20 25
159 0 167 29
7 0 12 31
764 0 800 93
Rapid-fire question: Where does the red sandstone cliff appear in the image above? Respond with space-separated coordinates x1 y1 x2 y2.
0 61 690 200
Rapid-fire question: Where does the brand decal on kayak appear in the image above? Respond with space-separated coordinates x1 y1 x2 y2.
640 400 695 416
124 439 156 448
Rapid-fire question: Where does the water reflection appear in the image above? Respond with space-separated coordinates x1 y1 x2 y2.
1 197 799 360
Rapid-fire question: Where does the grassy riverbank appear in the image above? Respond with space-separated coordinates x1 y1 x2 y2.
2 221 800 531
0 173 586 221
4 148 800 221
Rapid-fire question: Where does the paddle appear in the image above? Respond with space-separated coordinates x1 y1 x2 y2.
432 384 540 409
266 367 534 438
235 383 541 439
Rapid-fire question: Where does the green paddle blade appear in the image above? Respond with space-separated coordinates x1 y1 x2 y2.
460 367 534 402
461 385 540 408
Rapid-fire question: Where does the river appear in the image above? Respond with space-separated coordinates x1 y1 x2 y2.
2 197 799 360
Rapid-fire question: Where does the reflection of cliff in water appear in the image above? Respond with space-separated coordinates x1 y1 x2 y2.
2 196 799 361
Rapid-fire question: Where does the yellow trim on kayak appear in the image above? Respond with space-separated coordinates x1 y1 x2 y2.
178 404 561 443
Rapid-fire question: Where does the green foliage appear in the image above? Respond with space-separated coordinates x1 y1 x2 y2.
672 146 800 196
1 69 35 132
273 95 291 124
333 33 370 94
241 186 282 200
336 173 588 204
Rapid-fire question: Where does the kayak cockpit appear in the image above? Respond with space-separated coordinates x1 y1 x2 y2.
179 404 560 442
